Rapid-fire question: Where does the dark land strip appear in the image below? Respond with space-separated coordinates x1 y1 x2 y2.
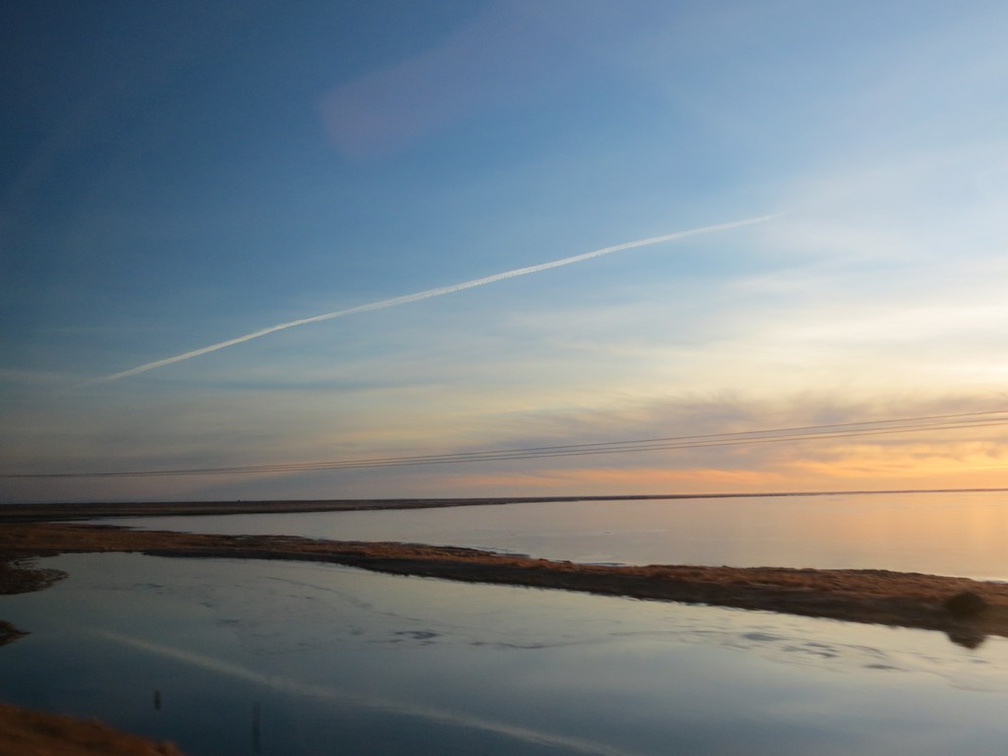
4 488 1008 522
1 522 1004 648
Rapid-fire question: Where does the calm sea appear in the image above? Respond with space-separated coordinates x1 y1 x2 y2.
110 491 1008 579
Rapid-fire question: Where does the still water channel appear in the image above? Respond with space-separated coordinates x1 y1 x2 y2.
4 551 1008 755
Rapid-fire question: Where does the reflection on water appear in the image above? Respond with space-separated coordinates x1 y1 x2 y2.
110 491 1008 579
4 553 1008 755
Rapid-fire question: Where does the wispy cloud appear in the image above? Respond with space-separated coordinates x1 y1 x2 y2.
92 215 779 384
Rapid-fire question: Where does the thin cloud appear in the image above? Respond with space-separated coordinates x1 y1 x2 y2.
92 215 779 384
9 407 1005 479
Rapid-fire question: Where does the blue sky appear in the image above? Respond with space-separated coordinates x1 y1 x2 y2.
4 1 1008 503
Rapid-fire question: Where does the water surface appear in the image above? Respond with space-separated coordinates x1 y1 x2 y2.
4 552 1008 755
110 491 1008 579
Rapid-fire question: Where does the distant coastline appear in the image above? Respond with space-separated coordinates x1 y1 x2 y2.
3 487 1008 522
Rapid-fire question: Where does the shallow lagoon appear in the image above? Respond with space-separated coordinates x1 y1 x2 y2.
111 492 1008 579
5 552 1008 755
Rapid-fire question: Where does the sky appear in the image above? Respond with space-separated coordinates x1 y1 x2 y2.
3 0 1008 503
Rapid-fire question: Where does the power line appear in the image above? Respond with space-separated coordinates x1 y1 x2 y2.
5 408 1008 479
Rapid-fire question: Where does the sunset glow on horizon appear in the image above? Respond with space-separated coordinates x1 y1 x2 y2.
4 2 1008 503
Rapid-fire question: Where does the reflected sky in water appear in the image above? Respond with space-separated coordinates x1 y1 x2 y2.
4 553 1008 755
110 491 1008 579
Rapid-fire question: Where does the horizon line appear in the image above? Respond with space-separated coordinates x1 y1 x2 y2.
3 487 1007 517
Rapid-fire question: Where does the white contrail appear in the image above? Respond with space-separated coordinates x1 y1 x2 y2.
95 215 779 383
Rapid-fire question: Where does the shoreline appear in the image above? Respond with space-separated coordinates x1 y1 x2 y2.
2 522 1006 647
4 487 1008 522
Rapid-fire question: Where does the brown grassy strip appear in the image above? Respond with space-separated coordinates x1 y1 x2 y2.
0 701 185 756
0 560 68 595
3 523 1008 643
0 620 28 646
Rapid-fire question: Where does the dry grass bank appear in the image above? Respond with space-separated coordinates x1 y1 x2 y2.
0 702 184 755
